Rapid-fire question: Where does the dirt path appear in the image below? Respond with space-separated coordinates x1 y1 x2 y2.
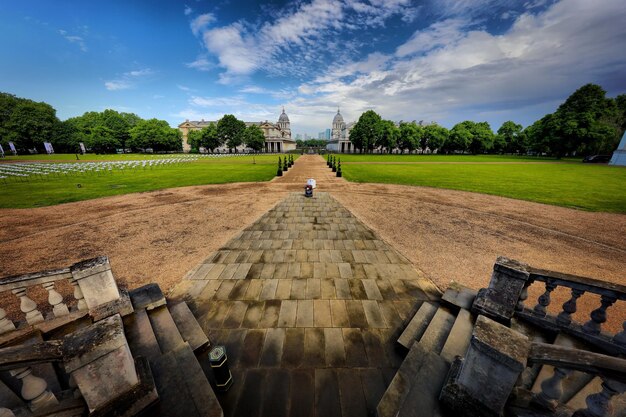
1 155 624 327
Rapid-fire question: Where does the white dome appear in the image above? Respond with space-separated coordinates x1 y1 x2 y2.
333 109 344 124
279 108 289 122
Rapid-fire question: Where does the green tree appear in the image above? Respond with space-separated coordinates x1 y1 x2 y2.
422 123 448 153
445 122 473 153
0 93 61 152
468 121 494 154
376 120 398 153
128 119 181 152
296 139 304 148
217 114 246 152
496 121 524 154
244 124 265 152
350 110 383 153
188 123 221 152
87 125 119 153
397 122 421 154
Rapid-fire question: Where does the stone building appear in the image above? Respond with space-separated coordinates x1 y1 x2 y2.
178 109 296 153
326 109 356 153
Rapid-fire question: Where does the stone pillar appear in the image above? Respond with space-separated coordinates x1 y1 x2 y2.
440 315 530 417
70 256 120 310
64 314 138 413
472 257 531 323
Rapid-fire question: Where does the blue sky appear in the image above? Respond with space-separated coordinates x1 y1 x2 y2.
1 0 625 135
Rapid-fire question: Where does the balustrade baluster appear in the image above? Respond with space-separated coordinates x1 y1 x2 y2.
572 377 626 417
613 321 626 347
582 295 616 335
68 278 87 311
0 307 16 334
9 367 58 411
533 367 570 410
42 282 69 318
516 280 532 312
0 408 16 417
11 288 44 325
556 288 584 326
533 281 557 317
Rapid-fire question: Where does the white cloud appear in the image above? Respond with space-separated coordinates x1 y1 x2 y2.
288 0 626 132
59 29 87 52
185 56 214 71
104 68 153 91
177 84 194 92
190 13 216 37
104 80 131 91
184 5 193 15
194 0 413 81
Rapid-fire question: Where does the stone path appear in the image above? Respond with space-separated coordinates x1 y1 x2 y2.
170 155 441 417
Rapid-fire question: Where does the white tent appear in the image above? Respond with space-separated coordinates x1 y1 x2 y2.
609 131 626 166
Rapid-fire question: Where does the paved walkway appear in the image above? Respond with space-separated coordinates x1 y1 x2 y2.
170 155 440 417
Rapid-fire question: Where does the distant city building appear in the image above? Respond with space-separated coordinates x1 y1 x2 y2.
326 109 356 153
178 109 296 153
318 132 325 139
295 134 303 140
325 129 331 140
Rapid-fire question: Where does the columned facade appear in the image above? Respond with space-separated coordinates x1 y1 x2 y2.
178 109 296 153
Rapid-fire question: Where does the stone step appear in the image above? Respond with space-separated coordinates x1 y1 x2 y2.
376 342 449 417
530 333 594 403
418 306 456 355
151 342 223 417
440 308 474 363
148 305 185 354
168 302 210 353
397 302 438 350
123 308 162 363
130 283 167 311
441 282 477 311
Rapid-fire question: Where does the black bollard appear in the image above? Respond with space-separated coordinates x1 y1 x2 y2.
209 346 233 392
283 156 288 172
336 159 342 177
277 157 283 176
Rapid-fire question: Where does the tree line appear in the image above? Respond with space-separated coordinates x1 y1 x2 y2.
186 114 265 153
0 92 181 153
348 84 626 156
295 139 328 148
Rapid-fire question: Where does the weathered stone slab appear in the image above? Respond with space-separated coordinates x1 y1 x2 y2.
397 301 437 350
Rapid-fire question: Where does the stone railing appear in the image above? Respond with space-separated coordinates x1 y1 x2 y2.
0 314 140 415
0 256 126 335
441 315 626 417
472 257 626 356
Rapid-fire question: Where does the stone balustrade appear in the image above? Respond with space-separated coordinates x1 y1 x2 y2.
472 257 626 356
0 268 77 333
0 256 125 334
441 315 626 417
0 314 139 415
527 342 626 417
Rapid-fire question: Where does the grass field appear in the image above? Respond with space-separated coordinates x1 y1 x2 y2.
0 154 289 208
1 153 186 162
341 161 626 213
335 154 580 163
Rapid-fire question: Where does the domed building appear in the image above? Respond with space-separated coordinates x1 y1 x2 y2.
327 109 356 153
178 108 295 153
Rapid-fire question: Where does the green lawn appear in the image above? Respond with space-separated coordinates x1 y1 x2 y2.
335 154 580 163
1 153 185 162
0 154 290 208
342 162 626 213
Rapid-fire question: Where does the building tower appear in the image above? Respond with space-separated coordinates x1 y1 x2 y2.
277 107 291 139
332 109 345 141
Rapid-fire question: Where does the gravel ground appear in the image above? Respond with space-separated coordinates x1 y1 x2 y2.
1 155 624 329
